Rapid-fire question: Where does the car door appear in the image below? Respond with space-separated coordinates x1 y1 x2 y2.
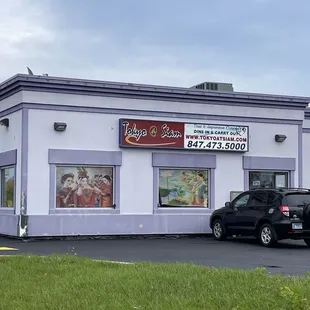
225 192 251 233
242 190 268 230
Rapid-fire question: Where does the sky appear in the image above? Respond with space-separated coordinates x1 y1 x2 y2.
1 0 310 96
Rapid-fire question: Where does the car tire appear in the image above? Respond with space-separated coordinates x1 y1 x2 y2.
212 219 227 241
258 223 278 247
304 239 310 248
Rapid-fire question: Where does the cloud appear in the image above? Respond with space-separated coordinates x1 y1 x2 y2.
1 0 310 97
0 0 56 80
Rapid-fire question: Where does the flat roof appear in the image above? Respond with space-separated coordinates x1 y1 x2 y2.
1 74 309 110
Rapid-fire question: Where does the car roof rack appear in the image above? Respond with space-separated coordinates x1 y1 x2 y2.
251 187 310 192
252 187 281 190
276 187 310 192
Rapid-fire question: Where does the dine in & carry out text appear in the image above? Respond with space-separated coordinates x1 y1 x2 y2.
184 123 248 151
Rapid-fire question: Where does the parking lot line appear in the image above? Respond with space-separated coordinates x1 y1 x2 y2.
0 255 133 264
0 247 18 251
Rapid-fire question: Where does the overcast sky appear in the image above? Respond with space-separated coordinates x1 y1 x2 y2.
1 0 310 96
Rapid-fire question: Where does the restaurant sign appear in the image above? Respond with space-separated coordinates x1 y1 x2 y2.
119 119 249 152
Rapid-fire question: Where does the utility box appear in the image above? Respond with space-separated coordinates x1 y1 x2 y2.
230 191 243 201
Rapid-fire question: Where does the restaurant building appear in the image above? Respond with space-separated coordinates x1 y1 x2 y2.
302 107 310 188
0 74 309 237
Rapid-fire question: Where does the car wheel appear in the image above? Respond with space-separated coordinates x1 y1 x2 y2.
304 239 310 248
259 223 278 247
212 219 226 241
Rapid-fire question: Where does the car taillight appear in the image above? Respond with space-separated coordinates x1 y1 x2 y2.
280 205 290 217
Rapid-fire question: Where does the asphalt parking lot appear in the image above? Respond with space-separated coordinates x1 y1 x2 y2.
0 236 309 276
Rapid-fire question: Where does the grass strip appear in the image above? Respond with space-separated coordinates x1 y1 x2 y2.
0 255 309 310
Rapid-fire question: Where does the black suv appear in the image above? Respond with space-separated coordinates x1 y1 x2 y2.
209 188 310 247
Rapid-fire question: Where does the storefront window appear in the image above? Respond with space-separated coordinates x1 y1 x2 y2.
158 169 209 208
1 167 15 208
55 166 114 208
249 171 289 190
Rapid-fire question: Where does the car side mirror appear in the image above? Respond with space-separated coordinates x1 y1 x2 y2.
225 201 232 208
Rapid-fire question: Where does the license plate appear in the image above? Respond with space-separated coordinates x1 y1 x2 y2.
292 223 303 230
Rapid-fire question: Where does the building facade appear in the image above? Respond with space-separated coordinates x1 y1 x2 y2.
303 108 310 188
0 74 309 237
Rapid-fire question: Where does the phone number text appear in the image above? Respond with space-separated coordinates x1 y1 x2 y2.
185 140 247 151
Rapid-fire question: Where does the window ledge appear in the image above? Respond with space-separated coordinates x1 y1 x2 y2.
0 208 15 214
154 208 212 214
49 208 120 215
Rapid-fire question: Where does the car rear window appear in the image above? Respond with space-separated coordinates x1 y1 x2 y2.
285 194 310 207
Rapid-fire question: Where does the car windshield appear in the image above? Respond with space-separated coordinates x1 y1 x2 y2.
286 193 310 207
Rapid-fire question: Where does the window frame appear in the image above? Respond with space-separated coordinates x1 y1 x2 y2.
0 150 17 214
0 165 16 210
243 156 296 191
248 170 289 190
158 167 210 209
48 149 122 215
54 164 115 210
152 152 216 214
